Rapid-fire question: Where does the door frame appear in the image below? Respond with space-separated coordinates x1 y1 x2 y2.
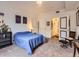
51 17 59 38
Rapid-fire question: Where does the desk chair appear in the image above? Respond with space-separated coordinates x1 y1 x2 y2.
65 31 76 47
73 39 79 57
59 31 76 48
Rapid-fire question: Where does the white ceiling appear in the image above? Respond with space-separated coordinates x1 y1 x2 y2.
0 1 79 13
65 1 79 10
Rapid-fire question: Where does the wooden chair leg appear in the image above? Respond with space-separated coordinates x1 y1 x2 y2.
70 41 72 48
73 46 76 57
77 48 79 54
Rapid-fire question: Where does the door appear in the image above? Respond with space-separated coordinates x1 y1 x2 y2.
59 16 70 40
51 18 59 38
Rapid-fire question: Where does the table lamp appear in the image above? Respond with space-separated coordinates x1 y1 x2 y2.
28 20 33 32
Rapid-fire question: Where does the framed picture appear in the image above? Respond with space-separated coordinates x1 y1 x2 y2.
23 16 27 24
60 30 67 38
60 17 67 29
46 21 50 26
76 10 79 26
15 15 21 24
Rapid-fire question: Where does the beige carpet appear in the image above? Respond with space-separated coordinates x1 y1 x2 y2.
0 39 78 57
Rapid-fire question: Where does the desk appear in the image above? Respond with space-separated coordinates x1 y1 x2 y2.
65 37 73 48
73 41 79 57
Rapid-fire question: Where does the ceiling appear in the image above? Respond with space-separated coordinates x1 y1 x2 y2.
0 1 79 13
65 1 79 10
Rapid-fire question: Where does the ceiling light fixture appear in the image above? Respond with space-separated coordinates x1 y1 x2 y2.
36 1 42 5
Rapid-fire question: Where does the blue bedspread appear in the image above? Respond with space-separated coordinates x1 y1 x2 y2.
14 31 45 55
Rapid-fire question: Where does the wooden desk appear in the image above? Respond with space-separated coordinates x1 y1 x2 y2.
65 37 73 48
73 41 79 57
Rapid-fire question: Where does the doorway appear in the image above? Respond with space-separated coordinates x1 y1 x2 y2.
51 17 59 40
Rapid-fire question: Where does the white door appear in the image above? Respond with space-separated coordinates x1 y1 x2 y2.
59 16 70 40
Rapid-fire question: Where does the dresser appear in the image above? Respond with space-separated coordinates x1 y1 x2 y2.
0 32 12 48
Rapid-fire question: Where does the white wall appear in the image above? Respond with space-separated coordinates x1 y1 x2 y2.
0 2 40 35
75 10 79 39
0 2 77 39
74 3 79 39
38 10 76 38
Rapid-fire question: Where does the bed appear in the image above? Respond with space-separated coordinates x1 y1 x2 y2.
14 31 45 55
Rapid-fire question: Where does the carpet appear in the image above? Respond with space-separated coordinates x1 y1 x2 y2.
0 39 78 57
